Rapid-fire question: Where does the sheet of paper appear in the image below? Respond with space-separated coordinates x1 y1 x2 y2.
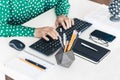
5 51 54 80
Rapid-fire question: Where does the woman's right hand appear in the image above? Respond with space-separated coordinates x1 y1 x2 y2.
34 26 59 41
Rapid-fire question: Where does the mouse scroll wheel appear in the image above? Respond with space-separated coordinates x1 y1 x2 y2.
20 43 23 46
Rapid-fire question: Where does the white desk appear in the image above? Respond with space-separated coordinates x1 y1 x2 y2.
1 0 120 80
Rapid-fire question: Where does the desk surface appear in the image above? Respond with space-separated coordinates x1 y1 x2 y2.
1 0 120 80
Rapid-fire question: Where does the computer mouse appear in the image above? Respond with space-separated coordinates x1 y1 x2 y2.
9 39 25 51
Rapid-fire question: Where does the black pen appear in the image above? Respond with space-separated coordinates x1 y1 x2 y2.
25 59 46 70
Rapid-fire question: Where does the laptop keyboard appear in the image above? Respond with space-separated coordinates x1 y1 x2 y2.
29 18 92 56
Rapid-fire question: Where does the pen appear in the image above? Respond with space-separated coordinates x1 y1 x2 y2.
19 58 46 71
63 33 67 47
64 40 69 52
67 30 78 51
81 42 98 52
25 59 46 70
58 35 64 48
78 31 82 36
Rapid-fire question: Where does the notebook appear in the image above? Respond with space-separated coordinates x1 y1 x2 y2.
72 38 110 64
4 51 54 80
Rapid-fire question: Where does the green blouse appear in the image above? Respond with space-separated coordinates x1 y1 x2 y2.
0 0 70 37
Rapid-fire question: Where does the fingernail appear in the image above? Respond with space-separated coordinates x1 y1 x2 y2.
65 27 67 30
46 39 49 41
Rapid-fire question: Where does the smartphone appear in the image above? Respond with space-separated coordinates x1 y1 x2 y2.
90 30 116 42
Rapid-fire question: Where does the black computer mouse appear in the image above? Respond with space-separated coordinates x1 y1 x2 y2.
9 39 25 51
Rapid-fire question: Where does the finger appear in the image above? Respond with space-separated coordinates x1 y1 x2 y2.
68 18 72 28
49 27 59 38
52 25 57 29
42 36 49 41
64 19 70 29
55 21 59 28
61 21 67 30
47 31 58 40
71 19 74 25
52 28 59 37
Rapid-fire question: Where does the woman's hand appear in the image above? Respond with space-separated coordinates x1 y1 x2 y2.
55 15 74 29
34 26 59 41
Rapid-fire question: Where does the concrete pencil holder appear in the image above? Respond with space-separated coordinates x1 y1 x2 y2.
55 48 75 68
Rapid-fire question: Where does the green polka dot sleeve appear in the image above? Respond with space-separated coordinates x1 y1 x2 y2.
55 0 70 16
0 0 35 37
0 0 70 37
0 23 35 37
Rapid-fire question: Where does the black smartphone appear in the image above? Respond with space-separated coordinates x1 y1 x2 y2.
90 30 116 42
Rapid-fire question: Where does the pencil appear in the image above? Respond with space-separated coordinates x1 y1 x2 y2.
67 30 78 51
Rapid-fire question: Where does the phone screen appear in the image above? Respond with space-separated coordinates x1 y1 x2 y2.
90 30 116 42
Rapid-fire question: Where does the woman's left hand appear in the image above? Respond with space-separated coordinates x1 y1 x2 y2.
55 15 74 30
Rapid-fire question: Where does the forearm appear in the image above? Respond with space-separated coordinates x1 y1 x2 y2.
55 0 70 16
0 23 35 37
